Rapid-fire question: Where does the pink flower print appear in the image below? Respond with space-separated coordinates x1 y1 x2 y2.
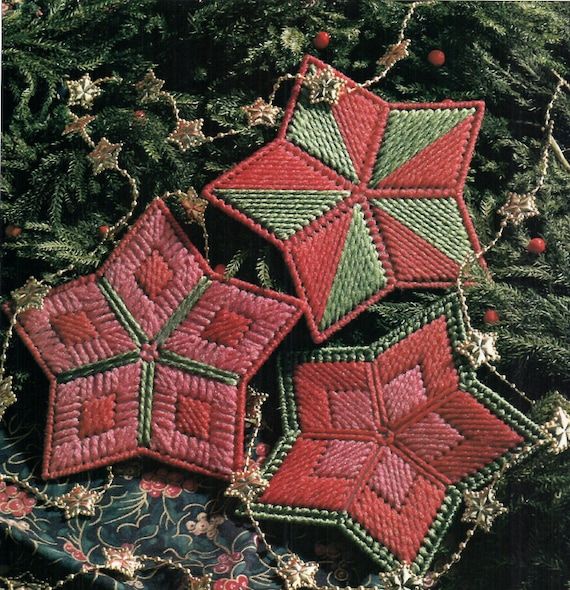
213 551 243 574
213 574 249 590
140 468 197 498
186 512 225 539
63 541 87 562
0 481 36 518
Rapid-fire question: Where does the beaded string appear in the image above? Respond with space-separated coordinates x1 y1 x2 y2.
455 72 568 407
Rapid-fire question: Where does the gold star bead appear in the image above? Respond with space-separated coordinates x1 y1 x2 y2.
57 485 98 519
457 329 500 368
377 39 411 68
461 487 507 532
168 119 207 151
225 464 269 502
277 554 319 590
189 574 212 590
66 74 102 109
88 138 122 174
498 192 539 226
103 546 142 578
63 114 96 136
381 566 424 590
11 278 50 312
303 66 345 106
546 406 570 454
135 70 165 102
0 376 16 419
180 188 208 224
242 98 281 127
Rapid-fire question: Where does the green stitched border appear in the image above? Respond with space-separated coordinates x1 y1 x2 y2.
155 277 211 345
248 294 543 573
158 350 239 386
98 277 148 345
57 351 140 384
138 360 155 446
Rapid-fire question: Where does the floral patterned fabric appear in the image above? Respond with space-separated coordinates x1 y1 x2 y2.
0 398 384 588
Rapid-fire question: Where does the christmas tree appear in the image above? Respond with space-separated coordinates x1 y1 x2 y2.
1 1 569 589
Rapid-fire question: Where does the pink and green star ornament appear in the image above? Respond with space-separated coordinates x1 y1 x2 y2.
247 295 542 573
10 199 303 480
204 56 486 342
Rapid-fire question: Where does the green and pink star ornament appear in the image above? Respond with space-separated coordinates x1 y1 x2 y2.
204 56 486 342
247 295 542 574
10 199 303 480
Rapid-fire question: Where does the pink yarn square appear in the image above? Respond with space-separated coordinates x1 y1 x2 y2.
163 281 300 375
16 276 136 375
47 363 141 478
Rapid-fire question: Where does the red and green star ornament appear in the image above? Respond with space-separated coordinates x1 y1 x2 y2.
248 295 542 574
203 56 486 343
10 199 303 480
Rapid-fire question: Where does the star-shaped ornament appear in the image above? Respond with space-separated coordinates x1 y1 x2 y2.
303 65 345 105
498 192 539 226
377 39 411 68
248 296 541 570
57 484 98 519
103 546 142 578
135 70 165 102
88 138 122 174
63 114 96 136
277 554 319 590
204 56 487 342
66 74 102 109
545 406 570 454
461 486 507 532
11 278 50 312
168 119 207 151
457 329 500 368
243 98 281 127
381 566 424 590
0 376 16 419
189 574 212 590
11 199 303 480
225 463 269 502
179 188 208 224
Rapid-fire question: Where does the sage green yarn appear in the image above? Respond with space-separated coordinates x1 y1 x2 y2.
372 197 473 263
371 108 475 185
217 189 350 240
287 95 359 183
320 204 387 329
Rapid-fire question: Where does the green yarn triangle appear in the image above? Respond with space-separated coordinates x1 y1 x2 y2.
216 189 350 240
372 197 473 264
370 108 475 186
287 94 359 183
320 205 387 330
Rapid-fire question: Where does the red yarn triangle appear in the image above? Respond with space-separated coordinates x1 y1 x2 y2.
376 117 475 189
375 209 459 281
289 210 353 325
215 141 346 190
333 91 387 180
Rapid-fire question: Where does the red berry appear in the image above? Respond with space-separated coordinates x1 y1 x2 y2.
98 225 110 238
527 237 547 254
427 49 446 67
213 264 226 276
5 224 22 238
313 31 331 50
134 110 146 120
483 309 500 325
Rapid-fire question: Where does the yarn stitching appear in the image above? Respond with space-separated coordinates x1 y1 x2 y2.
11 198 304 480
203 55 486 343
248 294 543 573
